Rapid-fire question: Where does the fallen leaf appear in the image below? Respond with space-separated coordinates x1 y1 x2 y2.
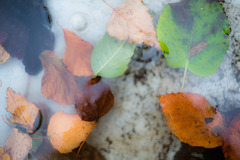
6 87 40 133
61 27 94 77
91 33 136 78
106 0 160 49
0 0 54 75
157 0 229 76
0 147 10 160
39 50 80 105
222 113 240 160
4 128 32 160
75 76 114 121
159 92 223 148
0 45 10 64
47 111 96 153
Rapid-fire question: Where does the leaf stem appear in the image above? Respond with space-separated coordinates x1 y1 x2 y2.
181 60 188 92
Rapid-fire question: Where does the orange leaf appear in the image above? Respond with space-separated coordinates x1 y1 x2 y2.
47 111 96 153
159 92 223 148
106 0 160 49
222 113 240 160
0 147 10 160
62 27 94 77
75 76 114 121
39 50 80 105
0 45 10 65
6 88 40 133
4 128 32 160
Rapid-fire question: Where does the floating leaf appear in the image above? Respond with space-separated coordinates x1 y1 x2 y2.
6 87 40 133
91 33 136 78
75 77 114 121
0 147 10 160
157 0 229 76
106 0 160 49
47 111 96 153
159 92 223 148
222 113 240 160
0 0 54 75
0 45 10 65
39 50 80 105
62 27 94 77
4 128 32 160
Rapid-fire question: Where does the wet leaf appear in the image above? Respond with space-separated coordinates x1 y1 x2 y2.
222 113 240 160
0 0 54 75
0 147 10 160
39 50 80 105
47 111 96 153
159 92 223 148
107 0 160 49
4 128 32 160
91 33 136 78
75 76 114 121
157 0 229 76
6 87 40 133
62 27 94 77
0 45 10 65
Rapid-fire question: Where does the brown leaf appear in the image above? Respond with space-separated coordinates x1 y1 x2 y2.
47 111 96 153
75 76 114 121
6 87 40 133
106 0 160 49
4 128 32 160
62 27 94 77
222 113 240 160
0 45 10 65
39 50 80 105
159 92 223 148
0 147 10 160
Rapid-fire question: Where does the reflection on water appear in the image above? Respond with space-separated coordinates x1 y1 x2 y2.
0 0 54 75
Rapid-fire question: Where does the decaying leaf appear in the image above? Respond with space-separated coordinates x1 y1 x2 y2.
47 111 96 153
75 76 114 121
159 92 223 148
106 0 160 49
222 113 240 160
4 128 32 160
6 87 40 133
0 45 10 64
157 0 229 76
62 27 94 77
0 147 10 160
39 50 80 105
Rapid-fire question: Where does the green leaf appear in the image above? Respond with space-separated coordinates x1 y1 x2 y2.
91 33 136 78
157 0 229 76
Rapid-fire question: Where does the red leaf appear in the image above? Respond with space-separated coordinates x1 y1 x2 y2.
159 92 223 148
61 26 94 77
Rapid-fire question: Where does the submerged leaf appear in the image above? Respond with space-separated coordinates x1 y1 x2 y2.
157 0 229 76
91 33 136 78
222 113 240 160
107 0 160 49
159 92 223 148
4 128 32 160
47 111 96 153
39 50 80 105
62 27 94 77
6 87 40 133
0 45 10 65
0 147 10 160
75 76 114 121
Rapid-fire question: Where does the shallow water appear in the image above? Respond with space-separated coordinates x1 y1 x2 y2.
0 0 240 160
